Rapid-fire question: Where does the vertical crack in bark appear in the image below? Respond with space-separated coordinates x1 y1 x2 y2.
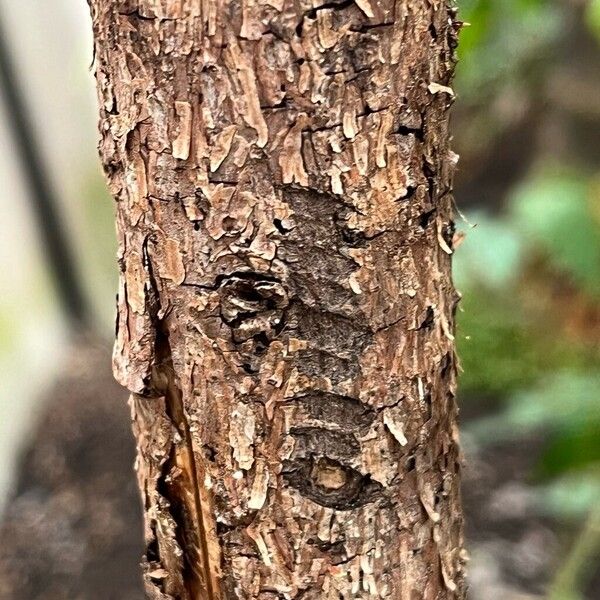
150 245 220 600
159 355 218 600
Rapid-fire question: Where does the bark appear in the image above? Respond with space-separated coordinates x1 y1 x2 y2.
88 0 465 598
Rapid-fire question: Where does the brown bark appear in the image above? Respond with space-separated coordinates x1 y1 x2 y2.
88 0 465 598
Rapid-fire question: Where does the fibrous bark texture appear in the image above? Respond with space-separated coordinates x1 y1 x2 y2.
89 0 465 598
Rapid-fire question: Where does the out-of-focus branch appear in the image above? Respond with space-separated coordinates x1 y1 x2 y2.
0 11 91 330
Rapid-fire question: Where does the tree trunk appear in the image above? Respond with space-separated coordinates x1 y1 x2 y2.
88 0 465 598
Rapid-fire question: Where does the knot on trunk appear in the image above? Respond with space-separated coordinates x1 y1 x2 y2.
218 274 288 344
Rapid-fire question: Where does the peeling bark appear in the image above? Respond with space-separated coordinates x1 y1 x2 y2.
89 0 465 597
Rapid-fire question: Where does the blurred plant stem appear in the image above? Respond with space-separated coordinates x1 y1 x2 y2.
548 502 600 600
0 9 91 331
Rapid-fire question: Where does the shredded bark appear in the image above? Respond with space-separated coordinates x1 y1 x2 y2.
89 0 466 597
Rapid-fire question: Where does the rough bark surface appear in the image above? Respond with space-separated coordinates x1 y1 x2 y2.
89 0 465 597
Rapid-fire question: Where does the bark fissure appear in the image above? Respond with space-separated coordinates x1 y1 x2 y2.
160 356 218 600
146 250 222 599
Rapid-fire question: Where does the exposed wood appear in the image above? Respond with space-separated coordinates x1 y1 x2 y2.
88 0 465 597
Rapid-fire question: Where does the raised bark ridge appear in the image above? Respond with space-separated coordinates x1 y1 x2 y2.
89 0 465 597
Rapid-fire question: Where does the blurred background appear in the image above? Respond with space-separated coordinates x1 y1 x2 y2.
0 0 598 598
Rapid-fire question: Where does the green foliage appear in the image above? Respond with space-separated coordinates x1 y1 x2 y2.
465 372 600 437
455 186 600 397
454 214 535 395
509 170 600 296
504 373 600 434
536 469 600 520
453 212 523 291
453 0 600 588
456 0 562 99
586 0 600 43
456 167 600 519
458 296 596 398
458 292 547 396
537 425 600 480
